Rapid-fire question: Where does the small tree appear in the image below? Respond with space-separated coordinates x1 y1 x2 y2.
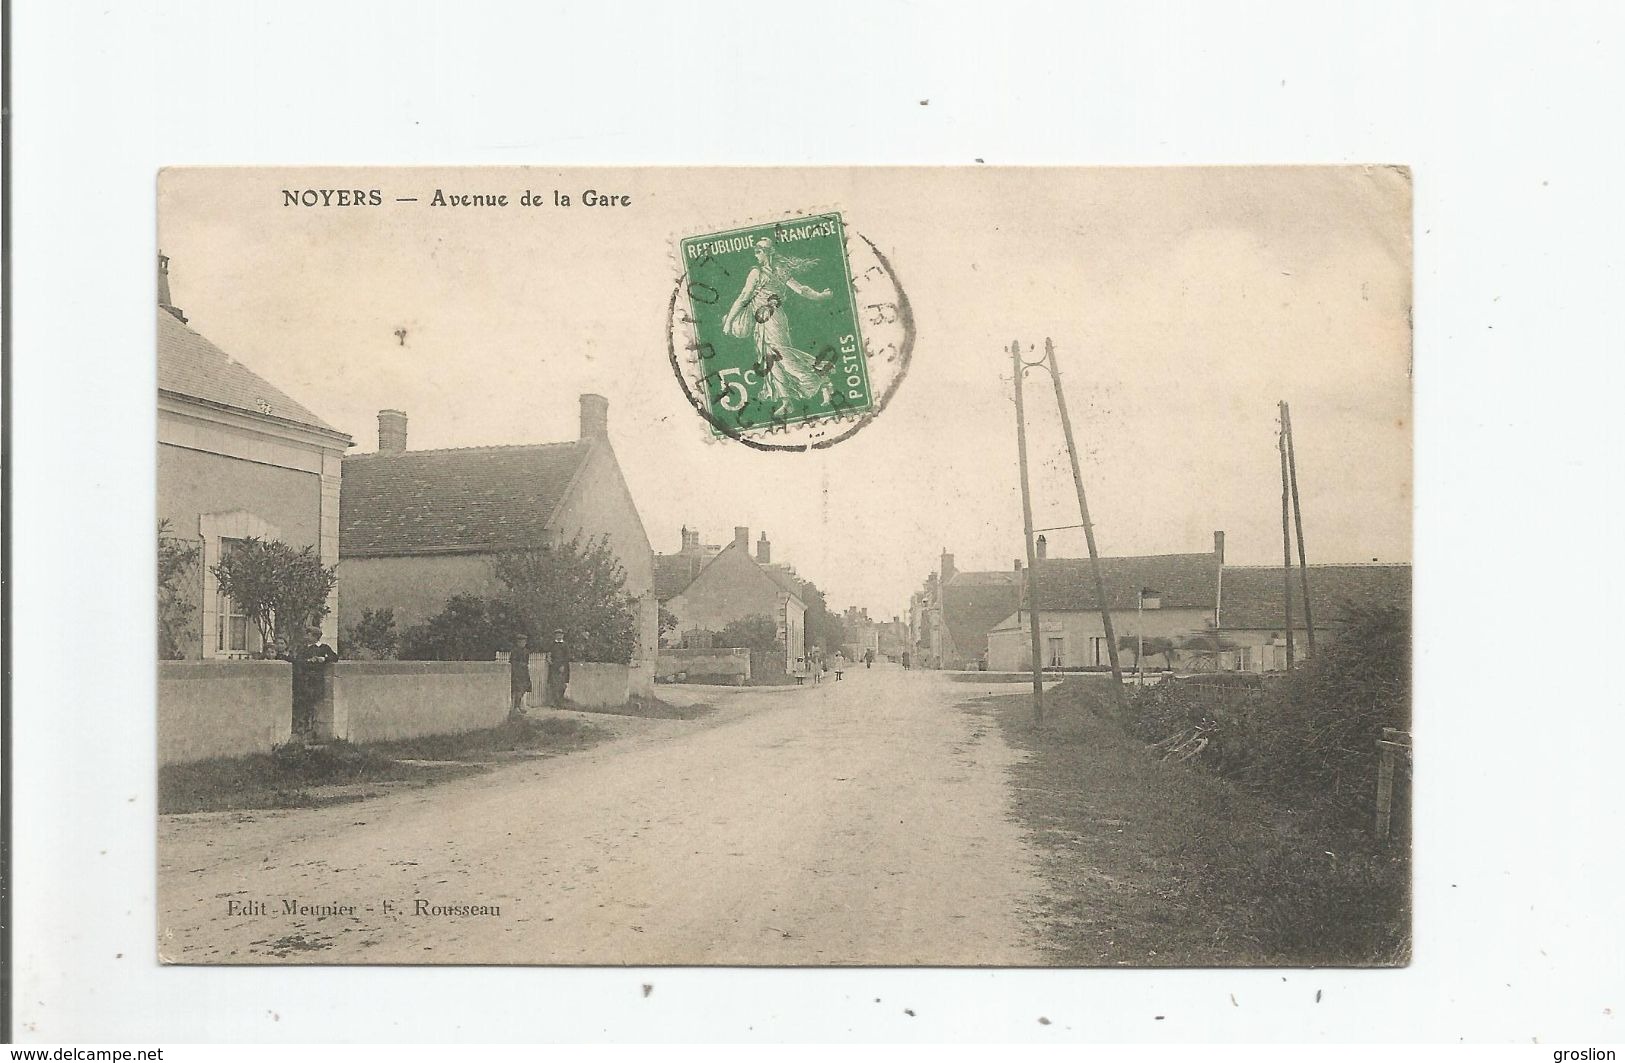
716 614 783 654
158 519 201 660
658 603 681 648
342 607 399 660
492 535 640 664
210 537 339 650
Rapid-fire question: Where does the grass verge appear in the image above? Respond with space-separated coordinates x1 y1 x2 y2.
160 715 611 815
988 677 1410 967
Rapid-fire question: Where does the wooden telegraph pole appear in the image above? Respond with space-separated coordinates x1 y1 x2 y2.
1281 401 1316 657
1045 338 1129 714
1277 402 1296 672
1012 340 1047 724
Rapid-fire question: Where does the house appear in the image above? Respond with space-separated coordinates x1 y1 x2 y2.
659 527 808 677
985 533 1225 672
908 551 1025 669
652 526 722 634
1216 562 1412 672
157 253 353 658
337 394 658 691
841 606 881 661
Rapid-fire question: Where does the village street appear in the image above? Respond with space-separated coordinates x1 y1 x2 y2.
158 667 1047 965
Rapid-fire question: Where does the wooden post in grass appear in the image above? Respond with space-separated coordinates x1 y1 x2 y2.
1376 727 1412 840
1277 403 1296 672
1375 741 1396 839
1012 339 1046 725
1045 338 1129 717
1282 401 1316 657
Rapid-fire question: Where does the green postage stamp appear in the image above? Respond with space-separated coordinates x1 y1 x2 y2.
679 214 875 436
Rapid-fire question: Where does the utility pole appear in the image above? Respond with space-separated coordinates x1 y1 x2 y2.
1277 403 1296 672
1044 339 1129 715
1012 340 1046 724
1282 401 1316 657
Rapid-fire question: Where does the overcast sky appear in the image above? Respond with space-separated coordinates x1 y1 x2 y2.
159 166 1411 618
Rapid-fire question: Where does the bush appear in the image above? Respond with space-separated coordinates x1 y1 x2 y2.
342 607 399 659
1125 602 1410 832
399 594 523 661
158 520 201 659
716 614 782 655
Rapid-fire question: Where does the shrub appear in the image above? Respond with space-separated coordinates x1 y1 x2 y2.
715 614 782 654
491 536 640 664
1126 601 1410 832
399 594 522 661
342 607 399 660
158 519 201 659
210 536 339 648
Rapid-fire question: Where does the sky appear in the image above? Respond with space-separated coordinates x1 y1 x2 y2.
159 166 1412 619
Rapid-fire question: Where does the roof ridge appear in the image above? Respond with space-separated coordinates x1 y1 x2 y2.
345 439 582 459
1224 561 1411 569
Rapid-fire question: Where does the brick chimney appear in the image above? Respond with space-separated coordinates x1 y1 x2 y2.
734 525 750 550
940 550 956 584
377 409 408 454
1213 530 1226 562
579 393 609 439
1036 534 1048 560
757 532 772 565
680 525 699 553
157 252 186 322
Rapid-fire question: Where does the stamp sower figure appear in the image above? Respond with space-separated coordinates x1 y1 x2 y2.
546 629 571 707
509 632 532 716
721 237 835 417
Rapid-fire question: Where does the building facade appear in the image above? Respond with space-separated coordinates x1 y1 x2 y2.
985 534 1225 672
1215 563 1412 672
337 394 658 691
156 255 353 658
661 527 808 676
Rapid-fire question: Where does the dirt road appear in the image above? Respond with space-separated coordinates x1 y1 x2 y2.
158 666 1046 965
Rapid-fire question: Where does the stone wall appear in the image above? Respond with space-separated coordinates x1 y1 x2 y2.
567 662 631 708
325 661 509 744
158 661 291 765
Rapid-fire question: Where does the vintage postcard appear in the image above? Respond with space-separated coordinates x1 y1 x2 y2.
155 166 1412 966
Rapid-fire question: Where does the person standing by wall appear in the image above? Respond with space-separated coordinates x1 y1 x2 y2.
546 629 571 707
509 632 532 717
293 625 338 735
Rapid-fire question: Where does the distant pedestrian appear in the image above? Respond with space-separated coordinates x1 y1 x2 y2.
864 649 875 669
833 651 846 680
902 651 911 670
546 629 571 707
509 633 532 716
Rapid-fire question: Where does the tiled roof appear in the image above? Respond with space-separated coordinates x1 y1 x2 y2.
1031 553 1221 612
340 441 590 557
157 309 346 436
1219 563 1411 630
654 553 705 602
942 570 1021 662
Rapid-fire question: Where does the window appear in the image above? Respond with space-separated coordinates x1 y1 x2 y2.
216 537 250 654
1047 637 1064 668
1090 637 1108 666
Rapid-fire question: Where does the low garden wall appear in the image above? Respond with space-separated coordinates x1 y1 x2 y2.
656 647 751 684
567 662 632 708
159 660 291 765
326 661 509 744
